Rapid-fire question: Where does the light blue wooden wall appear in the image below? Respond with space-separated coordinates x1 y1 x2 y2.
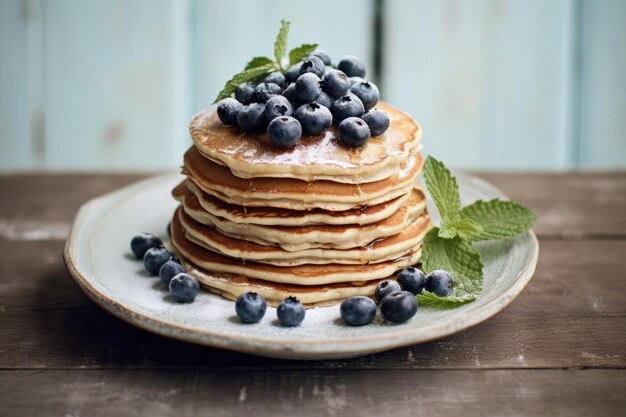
1 0 625 171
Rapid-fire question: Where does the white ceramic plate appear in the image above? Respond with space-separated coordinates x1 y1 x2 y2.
64 173 538 360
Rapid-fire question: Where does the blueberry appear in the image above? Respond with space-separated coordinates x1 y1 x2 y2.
322 69 350 98
332 93 364 123
217 98 242 125
235 292 267 323
313 91 333 109
169 272 200 303
264 71 286 88
143 246 173 275
299 56 325 78
294 103 332 135
425 270 454 297
277 296 305 327
380 291 418 324
235 82 255 105
295 73 322 103
311 49 332 66
349 76 365 87
282 83 301 106
130 232 163 259
340 296 376 326
267 116 302 148
265 95 293 121
337 55 366 78
252 82 282 103
285 62 302 83
350 81 379 110
397 267 427 295
362 108 390 136
375 280 402 302
338 117 370 147
159 258 185 286
237 103 268 134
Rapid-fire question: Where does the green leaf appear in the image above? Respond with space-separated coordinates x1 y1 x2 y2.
417 291 476 308
274 19 290 70
460 199 538 241
421 228 484 296
288 43 318 66
212 64 276 103
439 216 483 240
245 56 274 70
423 156 461 220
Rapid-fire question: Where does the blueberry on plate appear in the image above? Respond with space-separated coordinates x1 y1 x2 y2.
159 258 185 286
340 296 377 326
277 296 305 327
337 55 366 78
264 95 293 121
252 82 282 103
281 83 301 106
294 102 332 135
425 270 454 297
235 82 256 105
264 71 286 88
311 49 332 66
130 232 163 259
143 246 173 275
322 69 350 98
217 98 243 125
313 91 334 109
397 267 427 295
380 291 418 324
374 279 402 302
237 103 268 134
350 81 379 110
267 116 302 148
338 117 370 148
295 73 322 103
285 62 302 83
332 93 364 124
169 272 200 303
299 56 325 78
235 292 267 323
362 108 390 136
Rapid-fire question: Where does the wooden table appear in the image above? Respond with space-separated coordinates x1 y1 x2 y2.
0 173 624 417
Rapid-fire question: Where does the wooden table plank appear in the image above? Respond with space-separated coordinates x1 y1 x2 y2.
0 369 624 417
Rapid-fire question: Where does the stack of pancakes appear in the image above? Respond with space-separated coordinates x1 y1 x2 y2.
170 102 431 307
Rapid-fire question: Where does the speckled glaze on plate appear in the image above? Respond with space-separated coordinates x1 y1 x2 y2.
64 173 539 360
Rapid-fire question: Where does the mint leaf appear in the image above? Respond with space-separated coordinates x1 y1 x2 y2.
212 64 276 103
417 291 476 308
274 19 290 71
245 56 274 70
460 199 537 241
288 43 318 66
423 156 461 220
421 228 483 296
439 216 483 240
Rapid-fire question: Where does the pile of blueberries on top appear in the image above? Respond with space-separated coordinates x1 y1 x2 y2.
217 51 390 148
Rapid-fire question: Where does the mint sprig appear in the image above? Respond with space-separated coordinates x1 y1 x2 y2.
212 20 318 103
420 156 537 307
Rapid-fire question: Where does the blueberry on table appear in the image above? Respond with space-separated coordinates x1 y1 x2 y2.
338 117 371 148
169 273 200 303
252 82 283 103
337 55 366 78
264 95 294 121
235 82 256 105
295 73 322 103
380 291 418 324
159 258 185 286
217 98 243 125
277 296 305 327
130 232 163 259
375 279 402 303
235 292 267 323
264 71 286 88
267 116 302 148
313 91 333 109
425 270 454 297
285 62 302 83
323 69 350 98
143 246 173 276
350 81 379 110
237 103 268 134
332 93 365 124
397 267 427 295
299 56 326 78
340 296 377 326
311 49 332 66
362 108 390 137
294 102 332 135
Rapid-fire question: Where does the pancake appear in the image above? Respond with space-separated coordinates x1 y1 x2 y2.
190 101 422 183
184 146 423 211
177 184 426 251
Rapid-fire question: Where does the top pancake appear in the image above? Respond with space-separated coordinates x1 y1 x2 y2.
190 101 422 183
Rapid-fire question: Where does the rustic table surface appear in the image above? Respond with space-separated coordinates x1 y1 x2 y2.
0 173 624 417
